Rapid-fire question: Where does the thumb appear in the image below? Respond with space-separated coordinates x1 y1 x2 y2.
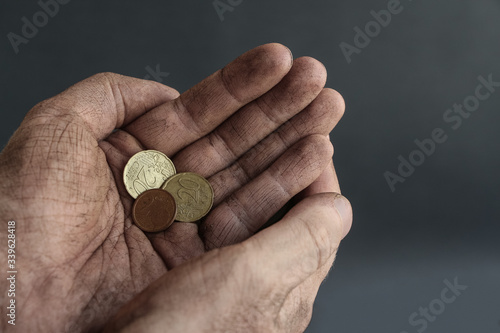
244 192 352 293
25 72 180 141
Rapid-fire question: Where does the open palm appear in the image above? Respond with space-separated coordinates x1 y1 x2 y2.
0 44 346 332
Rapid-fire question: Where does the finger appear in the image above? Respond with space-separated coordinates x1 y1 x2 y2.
27 72 180 141
125 43 294 156
202 135 333 249
295 160 351 289
277 202 348 332
148 222 206 269
295 158 340 202
296 155 351 239
208 89 345 205
173 56 327 176
103 194 351 333
244 192 352 295
152 143 340 268
277 163 351 330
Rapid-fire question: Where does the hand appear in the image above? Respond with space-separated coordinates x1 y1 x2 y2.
105 168 351 333
0 43 351 332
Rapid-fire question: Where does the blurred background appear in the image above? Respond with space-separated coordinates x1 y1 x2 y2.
1 0 499 332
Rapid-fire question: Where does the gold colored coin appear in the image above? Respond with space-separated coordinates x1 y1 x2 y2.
162 172 214 222
123 150 176 199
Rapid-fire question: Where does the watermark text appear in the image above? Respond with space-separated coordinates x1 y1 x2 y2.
400 277 467 333
143 64 169 83
385 74 500 192
7 0 72 54
6 221 17 326
340 0 410 64
213 0 243 22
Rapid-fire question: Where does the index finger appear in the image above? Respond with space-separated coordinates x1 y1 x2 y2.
124 43 294 156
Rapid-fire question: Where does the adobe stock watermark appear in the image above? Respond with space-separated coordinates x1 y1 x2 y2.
7 0 72 55
385 73 500 192
6 221 17 326
143 64 169 83
213 0 243 22
400 277 467 333
339 0 413 64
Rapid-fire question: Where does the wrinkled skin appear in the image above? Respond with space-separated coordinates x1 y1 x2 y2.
0 44 352 333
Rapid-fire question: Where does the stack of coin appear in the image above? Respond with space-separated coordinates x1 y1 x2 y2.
123 150 214 232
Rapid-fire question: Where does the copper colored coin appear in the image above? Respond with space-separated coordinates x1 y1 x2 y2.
132 189 177 232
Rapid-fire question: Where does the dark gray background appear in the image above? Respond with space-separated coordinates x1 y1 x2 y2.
1 0 499 332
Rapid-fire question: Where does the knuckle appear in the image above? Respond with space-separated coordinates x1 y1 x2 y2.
303 221 334 273
300 205 342 273
90 71 120 83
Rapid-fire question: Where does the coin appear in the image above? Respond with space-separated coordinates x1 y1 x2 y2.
132 189 177 232
123 150 176 199
162 172 214 222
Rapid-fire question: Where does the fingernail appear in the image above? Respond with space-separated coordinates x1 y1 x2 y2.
333 194 353 239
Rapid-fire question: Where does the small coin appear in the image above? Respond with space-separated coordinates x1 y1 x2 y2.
162 172 214 222
132 189 177 232
123 150 176 199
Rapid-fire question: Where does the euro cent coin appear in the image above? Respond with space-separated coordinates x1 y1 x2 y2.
123 150 176 199
162 172 214 222
132 189 177 232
